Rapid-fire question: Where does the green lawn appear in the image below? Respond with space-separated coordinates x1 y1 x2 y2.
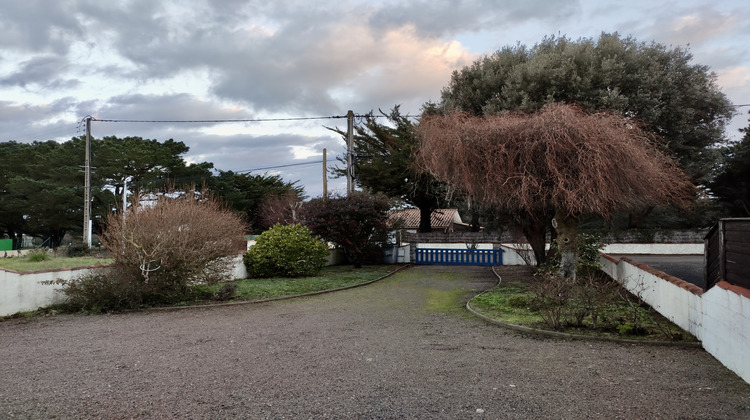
190 264 399 303
0 256 113 272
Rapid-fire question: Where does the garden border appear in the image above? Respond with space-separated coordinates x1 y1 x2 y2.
465 266 701 348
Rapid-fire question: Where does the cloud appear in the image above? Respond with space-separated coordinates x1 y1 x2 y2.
0 55 80 89
0 1 83 54
368 0 579 38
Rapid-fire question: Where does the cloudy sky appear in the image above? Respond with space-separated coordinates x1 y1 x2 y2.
1 0 748 197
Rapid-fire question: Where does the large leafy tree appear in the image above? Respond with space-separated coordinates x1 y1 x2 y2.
440 33 734 185
710 113 750 216
0 140 82 246
417 104 696 275
330 107 446 232
0 136 215 247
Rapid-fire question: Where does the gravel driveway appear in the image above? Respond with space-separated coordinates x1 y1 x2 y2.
1 265 748 419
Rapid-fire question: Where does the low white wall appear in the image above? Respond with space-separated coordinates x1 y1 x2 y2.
415 243 494 250
602 243 704 255
600 253 750 385
0 267 90 317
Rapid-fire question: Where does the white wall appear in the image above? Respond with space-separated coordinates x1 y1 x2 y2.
602 243 704 255
600 254 750 385
0 268 86 316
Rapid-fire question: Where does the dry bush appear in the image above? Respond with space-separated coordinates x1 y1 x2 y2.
65 189 248 308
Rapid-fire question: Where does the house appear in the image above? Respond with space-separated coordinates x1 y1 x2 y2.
389 208 472 234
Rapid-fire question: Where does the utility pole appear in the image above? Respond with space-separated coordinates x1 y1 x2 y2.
346 110 354 196
83 116 92 248
322 148 328 199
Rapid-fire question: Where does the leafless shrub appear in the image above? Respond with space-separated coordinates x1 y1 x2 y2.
62 189 247 309
258 191 303 229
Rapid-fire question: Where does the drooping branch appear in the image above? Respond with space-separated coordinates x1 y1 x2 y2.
415 103 696 220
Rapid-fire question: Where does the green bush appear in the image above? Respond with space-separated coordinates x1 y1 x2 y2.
538 233 603 278
244 224 329 278
26 249 51 262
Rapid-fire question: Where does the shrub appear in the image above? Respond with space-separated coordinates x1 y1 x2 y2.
537 233 603 278
244 223 328 278
302 192 392 268
59 189 247 310
26 249 51 262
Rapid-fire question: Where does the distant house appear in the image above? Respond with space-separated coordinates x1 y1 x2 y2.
389 209 472 234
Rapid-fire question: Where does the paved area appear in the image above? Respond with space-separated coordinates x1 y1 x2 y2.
1 265 748 419
610 255 705 288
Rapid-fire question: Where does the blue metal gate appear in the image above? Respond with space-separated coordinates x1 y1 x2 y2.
415 248 503 266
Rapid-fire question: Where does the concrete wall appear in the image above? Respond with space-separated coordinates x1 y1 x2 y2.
0 267 90 317
600 253 750 384
602 243 704 255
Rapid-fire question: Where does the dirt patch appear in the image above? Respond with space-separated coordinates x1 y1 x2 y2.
1 265 748 419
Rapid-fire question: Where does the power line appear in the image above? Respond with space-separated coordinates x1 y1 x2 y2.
90 115 349 123
236 160 322 173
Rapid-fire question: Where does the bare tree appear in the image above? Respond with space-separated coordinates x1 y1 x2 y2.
416 103 695 279
258 191 303 229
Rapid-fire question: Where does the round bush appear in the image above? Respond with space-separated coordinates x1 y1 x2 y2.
244 224 329 278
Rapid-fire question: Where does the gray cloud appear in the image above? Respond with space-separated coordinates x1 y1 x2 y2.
0 55 80 89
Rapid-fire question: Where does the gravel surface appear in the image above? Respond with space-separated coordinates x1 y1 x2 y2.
1 265 749 419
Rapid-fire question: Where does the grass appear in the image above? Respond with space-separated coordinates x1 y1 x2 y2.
470 272 698 342
188 264 398 304
0 255 113 272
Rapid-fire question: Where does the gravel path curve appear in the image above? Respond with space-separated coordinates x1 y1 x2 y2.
1 265 749 419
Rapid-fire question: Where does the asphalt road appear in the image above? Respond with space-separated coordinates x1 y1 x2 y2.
609 254 705 288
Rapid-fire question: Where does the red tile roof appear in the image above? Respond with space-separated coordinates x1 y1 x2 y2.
389 209 461 230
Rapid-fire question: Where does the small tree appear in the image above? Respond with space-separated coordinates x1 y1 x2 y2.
244 223 329 278
302 192 392 268
258 190 303 229
67 189 247 309
416 103 695 279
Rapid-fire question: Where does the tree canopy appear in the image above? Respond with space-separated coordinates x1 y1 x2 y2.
439 33 734 185
710 113 750 216
0 136 302 247
302 192 391 268
330 107 447 232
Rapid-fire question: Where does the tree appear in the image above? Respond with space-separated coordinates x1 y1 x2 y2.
92 136 214 221
257 190 303 229
439 33 734 186
0 140 82 246
302 192 392 268
710 113 750 216
416 104 695 278
209 171 304 233
0 136 216 247
329 107 446 232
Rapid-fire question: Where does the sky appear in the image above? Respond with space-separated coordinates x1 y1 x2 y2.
1 0 749 198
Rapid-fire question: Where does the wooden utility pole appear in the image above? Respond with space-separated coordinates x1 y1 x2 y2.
346 110 354 196
322 148 328 199
83 117 92 248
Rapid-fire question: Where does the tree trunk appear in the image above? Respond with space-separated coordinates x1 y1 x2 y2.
554 210 578 280
521 219 547 266
418 206 433 233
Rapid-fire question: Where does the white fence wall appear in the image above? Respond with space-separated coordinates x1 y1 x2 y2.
0 267 86 316
600 253 750 384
